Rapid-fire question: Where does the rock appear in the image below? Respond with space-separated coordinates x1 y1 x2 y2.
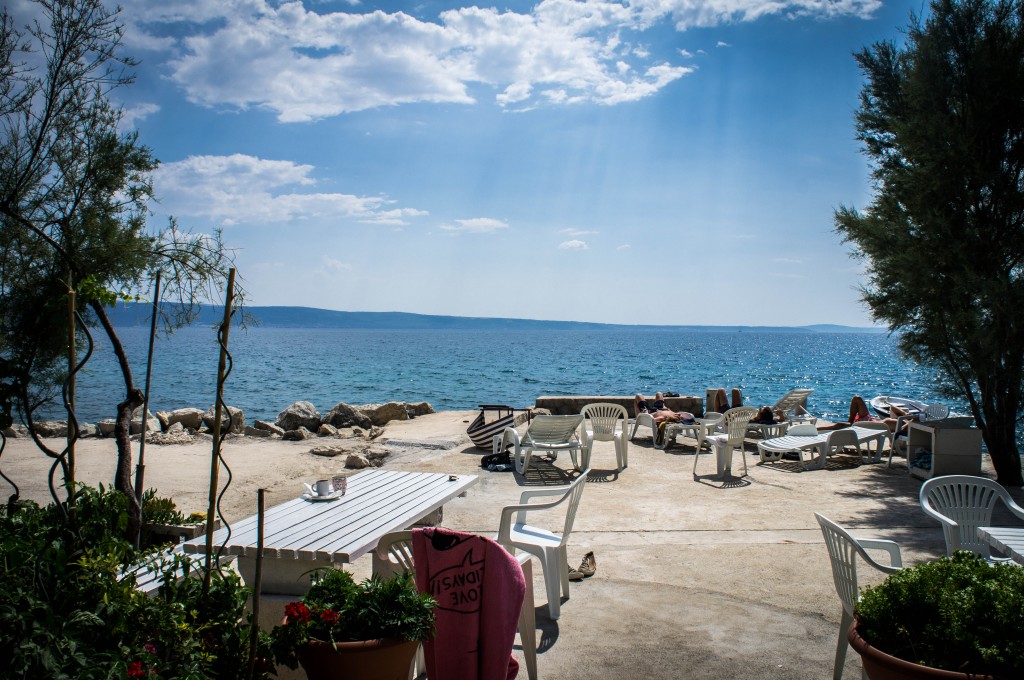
408 402 435 417
364 446 390 465
97 419 117 436
366 426 385 440
244 425 273 438
254 420 285 436
318 423 339 437
168 421 184 433
282 426 315 441
276 401 321 432
129 407 161 435
309 444 347 457
202 405 245 434
146 429 194 445
3 424 29 438
33 420 67 438
77 423 99 438
323 402 372 430
358 402 410 427
156 407 205 431
344 453 371 469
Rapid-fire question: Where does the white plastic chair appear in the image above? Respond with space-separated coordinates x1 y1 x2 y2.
693 407 756 479
815 513 903 680
373 531 539 680
580 403 628 471
756 422 820 464
747 388 815 438
495 414 584 475
497 471 589 621
919 475 1024 561
887 403 951 467
629 411 656 442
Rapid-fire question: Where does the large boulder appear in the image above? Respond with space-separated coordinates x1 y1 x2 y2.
130 408 161 435
253 420 285 437
97 419 117 437
202 405 245 434
358 402 409 427
408 402 435 417
244 425 273 438
156 407 205 431
276 401 321 432
323 402 372 430
3 424 29 438
282 426 315 441
33 420 68 438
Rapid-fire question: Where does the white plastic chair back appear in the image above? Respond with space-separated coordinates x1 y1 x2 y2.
815 513 902 680
372 530 415 578
772 388 814 418
581 403 627 442
919 475 1024 558
921 403 950 421
525 414 584 445
787 423 818 436
721 407 757 445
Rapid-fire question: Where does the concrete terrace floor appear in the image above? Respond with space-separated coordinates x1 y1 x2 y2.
374 411 1019 680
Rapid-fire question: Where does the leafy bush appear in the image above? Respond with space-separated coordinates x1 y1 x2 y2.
856 551 1024 676
0 485 254 679
268 569 436 670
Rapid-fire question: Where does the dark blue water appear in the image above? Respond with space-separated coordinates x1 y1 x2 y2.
45 327 956 426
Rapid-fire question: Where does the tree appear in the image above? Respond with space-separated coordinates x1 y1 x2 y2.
0 0 239 535
836 0 1024 485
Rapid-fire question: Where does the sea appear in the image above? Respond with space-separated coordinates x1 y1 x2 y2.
42 326 960 426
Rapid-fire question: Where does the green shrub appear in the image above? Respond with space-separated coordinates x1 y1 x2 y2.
0 486 254 679
856 551 1024 676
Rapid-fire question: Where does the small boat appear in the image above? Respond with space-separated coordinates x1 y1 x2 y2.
870 396 927 418
466 404 531 449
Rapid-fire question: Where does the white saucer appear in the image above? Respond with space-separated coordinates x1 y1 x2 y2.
303 492 341 502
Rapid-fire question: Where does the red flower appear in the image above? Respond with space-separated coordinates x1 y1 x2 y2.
127 661 146 679
320 608 340 625
285 601 311 624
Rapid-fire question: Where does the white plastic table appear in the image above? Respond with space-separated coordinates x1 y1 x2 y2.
977 526 1024 565
183 469 478 593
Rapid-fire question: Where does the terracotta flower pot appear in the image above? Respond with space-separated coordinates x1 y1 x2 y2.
847 623 1000 680
298 637 419 680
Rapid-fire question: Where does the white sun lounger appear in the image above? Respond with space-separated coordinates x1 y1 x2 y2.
757 425 888 470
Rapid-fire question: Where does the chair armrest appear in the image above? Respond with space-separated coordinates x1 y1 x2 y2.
1003 496 1024 522
856 538 903 570
498 498 569 544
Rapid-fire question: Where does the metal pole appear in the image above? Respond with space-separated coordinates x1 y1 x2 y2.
204 268 236 588
135 271 162 508
66 286 77 516
246 488 268 680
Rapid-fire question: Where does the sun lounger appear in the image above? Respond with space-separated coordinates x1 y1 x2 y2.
757 425 888 470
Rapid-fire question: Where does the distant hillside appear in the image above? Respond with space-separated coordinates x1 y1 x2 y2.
102 303 884 333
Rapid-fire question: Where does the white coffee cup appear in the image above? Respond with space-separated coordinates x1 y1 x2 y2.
313 479 333 496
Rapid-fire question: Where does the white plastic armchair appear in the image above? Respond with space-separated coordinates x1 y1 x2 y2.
694 407 756 479
495 414 585 475
497 471 589 621
580 403 628 471
815 513 903 680
630 411 656 442
919 475 1024 561
373 531 539 680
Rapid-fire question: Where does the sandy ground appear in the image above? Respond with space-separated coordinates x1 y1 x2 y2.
3 412 1021 679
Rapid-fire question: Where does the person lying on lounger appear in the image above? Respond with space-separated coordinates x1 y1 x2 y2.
650 392 696 425
817 395 905 431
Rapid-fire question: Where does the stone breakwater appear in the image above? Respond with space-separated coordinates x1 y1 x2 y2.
3 400 436 468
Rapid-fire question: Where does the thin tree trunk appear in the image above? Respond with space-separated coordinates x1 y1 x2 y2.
89 300 144 538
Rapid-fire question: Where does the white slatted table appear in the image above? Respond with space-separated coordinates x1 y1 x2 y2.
183 469 478 594
978 526 1024 565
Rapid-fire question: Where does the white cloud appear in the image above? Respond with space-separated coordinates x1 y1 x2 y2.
617 244 631 250
717 40 731 47
560 228 598 236
440 217 510 233
559 239 589 250
152 154 427 226
322 256 351 271
678 48 693 58
120 102 160 128
774 257 803 264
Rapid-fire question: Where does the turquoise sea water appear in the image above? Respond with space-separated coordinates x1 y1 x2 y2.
47 327 958 425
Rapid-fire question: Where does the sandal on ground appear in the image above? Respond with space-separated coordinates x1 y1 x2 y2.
567 563 585 582
578 551 596 578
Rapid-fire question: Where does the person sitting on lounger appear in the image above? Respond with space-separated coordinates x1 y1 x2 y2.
818 395 903 431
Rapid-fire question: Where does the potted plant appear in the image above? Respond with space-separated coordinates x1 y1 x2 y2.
267 568 436 680
849 552 1024 679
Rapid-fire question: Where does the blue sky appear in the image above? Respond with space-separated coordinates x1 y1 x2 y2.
65 1 925 326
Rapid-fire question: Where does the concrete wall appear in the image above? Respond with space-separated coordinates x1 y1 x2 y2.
534 395 704 417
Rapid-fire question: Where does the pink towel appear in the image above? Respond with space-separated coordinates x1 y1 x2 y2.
413 527 525 680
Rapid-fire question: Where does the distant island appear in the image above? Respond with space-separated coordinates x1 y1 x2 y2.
104 303 885 333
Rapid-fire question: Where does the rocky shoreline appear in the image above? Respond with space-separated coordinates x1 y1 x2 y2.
3 400 439 470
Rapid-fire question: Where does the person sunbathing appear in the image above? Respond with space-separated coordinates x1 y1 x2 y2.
649 392 695 425
818 395 902 431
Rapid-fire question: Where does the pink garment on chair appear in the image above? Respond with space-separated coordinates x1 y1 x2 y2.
412 527 526 680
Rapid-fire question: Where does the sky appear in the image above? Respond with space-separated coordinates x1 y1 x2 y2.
27 0 931 326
